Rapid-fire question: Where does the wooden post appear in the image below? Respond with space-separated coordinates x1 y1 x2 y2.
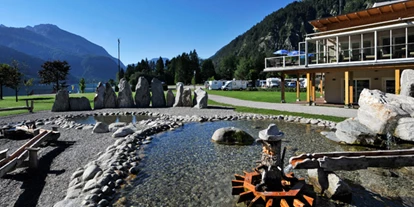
306 73 311 105
296 76 301 101
0 149 8 160
27 147 40 170
395 69 401 95
30 100 34 112
344 71 350 107
349 71 354 106
312 73 316 105
281 73 286 103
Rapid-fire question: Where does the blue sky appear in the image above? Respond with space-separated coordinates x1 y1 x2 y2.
0 0 295 65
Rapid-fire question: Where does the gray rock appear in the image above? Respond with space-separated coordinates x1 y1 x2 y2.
104 82 117 108
166 89 175 107
70 169 84 180
308 168 351 200
53 198 82 207
101 185 112 195
334 118 380 146
112 124 137 138
211 127 255 145
98 199 109 206
69 97 92 111
82 164 101 181
151 78 166 107
395 117 414 142
93 122 109 133
182 88 192 107
117 78 135 108
357 89 411 134
129 166 140 174
83 179 97 192
65 187 81 199
135 76 150 107
109 122 127 132
193 88 208 109
52 90 70 112
173 82 184 107
400 69 414 97
94 82 105 109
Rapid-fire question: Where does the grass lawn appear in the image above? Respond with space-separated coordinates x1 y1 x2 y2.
0 93 96 117
207 90 317 103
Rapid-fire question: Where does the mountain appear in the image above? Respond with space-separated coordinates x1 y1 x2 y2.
0 24 125 82
210 0 389 68
150 57 169 64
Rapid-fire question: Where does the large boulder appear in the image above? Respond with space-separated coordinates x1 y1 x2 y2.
112 124 137 138
173 82 184 107
104 83 117 108
357 89 411 134
94 82 105 109
400 69 414 97
394 117 414 142
182 88 192 107
334 118 381 146
193 88 208 109
69 97 92 111
135 77 150 108
151 78 166 107
52 89 70 112
211 127 254 145
117 78 135 108
166 90 175 107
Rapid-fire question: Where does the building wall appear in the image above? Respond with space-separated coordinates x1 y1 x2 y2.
324 69 395 103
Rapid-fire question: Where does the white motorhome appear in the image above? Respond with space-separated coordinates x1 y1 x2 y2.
208 80 227 90
265 78 281 88
221 80 248 90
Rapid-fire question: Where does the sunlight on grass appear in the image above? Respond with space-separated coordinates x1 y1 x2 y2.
207 90 313 103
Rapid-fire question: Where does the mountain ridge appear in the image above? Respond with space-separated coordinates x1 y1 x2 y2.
0 24 124 82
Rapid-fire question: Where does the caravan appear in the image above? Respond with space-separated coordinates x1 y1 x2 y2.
208 80 227 90
265 78 281 88
221 80 248 90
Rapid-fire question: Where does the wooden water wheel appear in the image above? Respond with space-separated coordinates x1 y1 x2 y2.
232 171 314 207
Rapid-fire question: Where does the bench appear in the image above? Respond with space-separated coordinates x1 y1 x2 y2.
0 100 34 113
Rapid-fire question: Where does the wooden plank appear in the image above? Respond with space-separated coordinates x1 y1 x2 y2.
234 174 245 181
0 149 8 160
248 195 262 207
232 180 244 186
0 158 18 178
280 199 289 207
303 194 314 206
238 191 254 203
232 186 245 195
293 198 305 207
266 199 274 207
0 107 32 112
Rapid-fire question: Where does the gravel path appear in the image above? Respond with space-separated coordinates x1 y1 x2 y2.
0 107 240 207
208 94 357 118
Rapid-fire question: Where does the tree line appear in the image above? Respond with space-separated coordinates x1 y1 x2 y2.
0 60 70 102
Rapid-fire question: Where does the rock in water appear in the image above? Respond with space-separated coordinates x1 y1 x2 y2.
193 88 208 109
69 97 92 111
135 77 150 107
93 122 109 133
104 82 117 108
211 127 254 145
117 78 135 108
166 89 175 107
151 78 166 107
182 88 192 107
94 82 105 109
173 82 184 107
52 89 70 112
400 69 414 98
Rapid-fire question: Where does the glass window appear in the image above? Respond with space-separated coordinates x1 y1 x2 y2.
378 30 391 59
362 32 374 60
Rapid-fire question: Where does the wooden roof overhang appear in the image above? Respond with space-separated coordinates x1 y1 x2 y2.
309 0 414 33
263 60 414 75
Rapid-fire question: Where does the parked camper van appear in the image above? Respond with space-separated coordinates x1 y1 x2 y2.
221 80 248 90
266 78 280 88
208 80 227 90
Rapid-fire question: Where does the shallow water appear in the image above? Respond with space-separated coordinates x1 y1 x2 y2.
119 120 414 207
70 115 153 125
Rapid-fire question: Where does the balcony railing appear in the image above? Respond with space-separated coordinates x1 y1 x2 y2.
265 42 414 69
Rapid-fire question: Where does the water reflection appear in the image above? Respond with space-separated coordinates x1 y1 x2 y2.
70 115 153 125
119 120 414 206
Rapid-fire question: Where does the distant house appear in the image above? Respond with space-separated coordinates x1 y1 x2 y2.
263 0 414 106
